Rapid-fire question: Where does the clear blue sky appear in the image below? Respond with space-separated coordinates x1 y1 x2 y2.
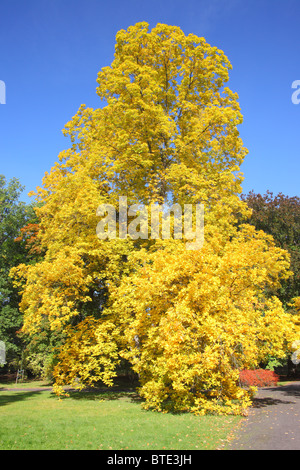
0 0 299 203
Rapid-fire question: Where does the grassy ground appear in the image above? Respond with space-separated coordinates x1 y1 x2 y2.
0 381 242 450
0 379 52 389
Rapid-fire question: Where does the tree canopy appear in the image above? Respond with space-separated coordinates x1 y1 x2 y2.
242 190 300 305
0 175 38 365
11 23 300 414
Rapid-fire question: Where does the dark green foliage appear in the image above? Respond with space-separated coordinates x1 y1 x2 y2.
242 190 300 305
0 175 38 368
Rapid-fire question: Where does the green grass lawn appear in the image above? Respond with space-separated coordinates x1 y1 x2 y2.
0 382 242 450
0 379 52 389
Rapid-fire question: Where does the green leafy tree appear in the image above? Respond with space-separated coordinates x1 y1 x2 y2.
242 190 300 305
0 175 38 368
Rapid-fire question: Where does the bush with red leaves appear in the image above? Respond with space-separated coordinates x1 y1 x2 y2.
239 369 279 388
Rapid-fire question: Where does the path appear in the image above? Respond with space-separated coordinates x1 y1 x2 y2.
227 381 300 450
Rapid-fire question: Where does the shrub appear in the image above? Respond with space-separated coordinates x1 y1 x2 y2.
239 369 279 388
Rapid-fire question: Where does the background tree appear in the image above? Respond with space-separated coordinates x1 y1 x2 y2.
0 175 39 369
242 191 300 305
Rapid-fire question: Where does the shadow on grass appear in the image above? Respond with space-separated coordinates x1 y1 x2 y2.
0 390 46 407
55 376 143 404
59 389 195 416
62 388 143 405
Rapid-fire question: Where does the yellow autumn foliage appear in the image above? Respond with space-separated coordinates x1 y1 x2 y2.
52 317 120 396
108 226 299 414
10 23 300 415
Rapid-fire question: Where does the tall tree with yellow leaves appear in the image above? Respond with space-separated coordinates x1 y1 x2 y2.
11 23 300 413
